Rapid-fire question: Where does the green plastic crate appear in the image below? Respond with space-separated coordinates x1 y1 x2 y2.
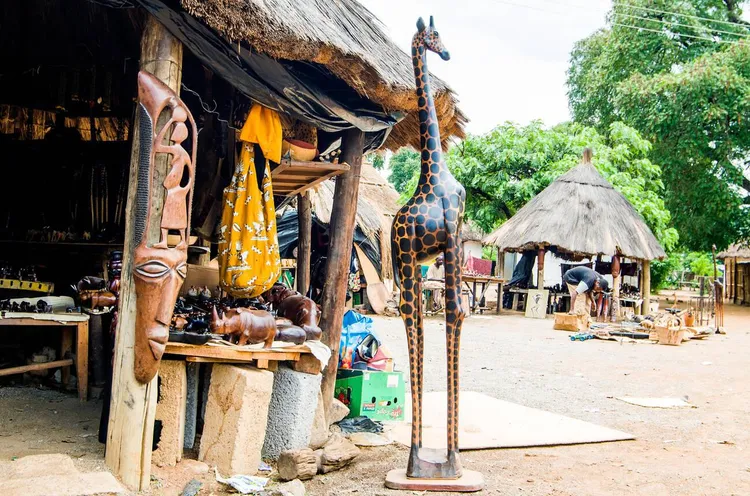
334 369 405 421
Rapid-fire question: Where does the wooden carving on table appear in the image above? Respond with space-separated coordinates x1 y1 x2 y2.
132 71 196 384
210 307 276 347
263 283 322 340
387 17 483 491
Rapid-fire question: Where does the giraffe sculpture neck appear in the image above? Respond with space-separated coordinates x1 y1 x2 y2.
412 35 446 181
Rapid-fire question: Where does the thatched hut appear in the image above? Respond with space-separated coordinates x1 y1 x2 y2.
0 0 465 489
484 149 665 314
461 220 487 261
717 244 750 304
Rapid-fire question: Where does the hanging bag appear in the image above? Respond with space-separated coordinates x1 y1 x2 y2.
218 105 282 297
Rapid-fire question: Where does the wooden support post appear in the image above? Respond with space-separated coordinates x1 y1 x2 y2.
319 128 364 421
105 16 183 491
297 191 312 295
611 254 621 322
642 259 651 315
496 247 504 278
537 247 545 290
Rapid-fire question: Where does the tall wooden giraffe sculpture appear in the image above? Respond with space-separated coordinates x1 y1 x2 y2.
387 17 481 491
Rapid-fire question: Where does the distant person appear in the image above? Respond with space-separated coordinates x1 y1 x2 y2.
425 255 445 311
563 266 609 316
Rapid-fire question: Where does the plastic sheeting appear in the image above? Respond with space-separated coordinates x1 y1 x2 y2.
276 210 383 276
102 0 402 151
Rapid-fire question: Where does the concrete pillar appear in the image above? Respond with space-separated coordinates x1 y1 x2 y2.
262 367 323 460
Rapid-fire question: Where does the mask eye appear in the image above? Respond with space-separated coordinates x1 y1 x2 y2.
135 260 170 278
176 262 188 279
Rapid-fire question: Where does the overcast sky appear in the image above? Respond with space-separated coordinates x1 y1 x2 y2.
359 0 611 135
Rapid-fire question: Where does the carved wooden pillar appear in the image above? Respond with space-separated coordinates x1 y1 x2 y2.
319 128 364 421
105 16 182 491
642 259 651 315
297 192 312 295
496 247 504 278
611 254 621 322
537 247 545 289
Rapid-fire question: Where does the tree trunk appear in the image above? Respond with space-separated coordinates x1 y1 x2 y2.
611 254 620 322
105 16 182 491
297 192 312 295
319 129 364 421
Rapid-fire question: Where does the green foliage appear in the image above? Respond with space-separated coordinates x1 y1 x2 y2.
387 148 420 195
567 0 750 250
650 252 683 290
447 121 678 251
482 245 497 261
367 153 385 170
687 252 714 277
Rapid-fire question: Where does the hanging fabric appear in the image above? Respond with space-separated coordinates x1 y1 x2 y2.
218 105 282 297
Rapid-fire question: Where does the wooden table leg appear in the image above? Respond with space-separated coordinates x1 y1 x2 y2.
61 327 73 389
77 321 89 402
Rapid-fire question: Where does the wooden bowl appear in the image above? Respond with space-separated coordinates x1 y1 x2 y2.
283 139 317 161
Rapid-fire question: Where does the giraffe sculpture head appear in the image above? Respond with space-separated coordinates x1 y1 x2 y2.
415 16 450 61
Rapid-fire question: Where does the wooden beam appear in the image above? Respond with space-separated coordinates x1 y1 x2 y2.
105 16 183 491
496 247 504 279
642 259 651 315
537 247 545 290
0 359 73 377
319 128 364 422
297 191 312 295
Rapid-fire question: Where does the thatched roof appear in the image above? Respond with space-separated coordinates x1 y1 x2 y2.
180 0 466 150
461 220 486 242
483 151 666 261
307 161 400 278
717 243 750 259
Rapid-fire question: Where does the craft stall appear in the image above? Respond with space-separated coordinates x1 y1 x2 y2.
0 0 469 491
485 149 665 321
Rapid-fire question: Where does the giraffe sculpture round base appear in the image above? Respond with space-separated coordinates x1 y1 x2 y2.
385 469 485 493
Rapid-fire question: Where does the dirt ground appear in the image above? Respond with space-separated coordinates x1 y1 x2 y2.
1 293 749 495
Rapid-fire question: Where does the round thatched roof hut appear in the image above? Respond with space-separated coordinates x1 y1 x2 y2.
483 149 665 261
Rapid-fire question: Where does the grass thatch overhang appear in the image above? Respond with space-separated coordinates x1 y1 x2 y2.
483 158 666 261
717 243 750 259
304 161 400 278
180 0 467 150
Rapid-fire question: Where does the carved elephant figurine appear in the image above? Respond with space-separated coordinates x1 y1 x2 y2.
263 284 322 341
210 306 276 347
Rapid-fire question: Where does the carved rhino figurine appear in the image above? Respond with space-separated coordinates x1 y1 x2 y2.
210 306 277 347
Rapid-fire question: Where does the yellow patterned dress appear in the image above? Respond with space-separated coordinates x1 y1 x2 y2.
218 106 282 297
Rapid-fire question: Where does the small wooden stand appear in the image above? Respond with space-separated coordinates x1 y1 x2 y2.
385 469 484 492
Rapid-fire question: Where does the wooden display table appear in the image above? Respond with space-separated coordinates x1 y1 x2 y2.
462 275 504 314
0 312 89 401
165 342 323 375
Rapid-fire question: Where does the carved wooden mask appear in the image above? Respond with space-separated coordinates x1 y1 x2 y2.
133 71 196 383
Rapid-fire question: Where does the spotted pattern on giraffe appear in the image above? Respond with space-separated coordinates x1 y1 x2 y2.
391 15 466 480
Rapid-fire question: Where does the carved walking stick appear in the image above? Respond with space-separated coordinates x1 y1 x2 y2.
131 71 197 383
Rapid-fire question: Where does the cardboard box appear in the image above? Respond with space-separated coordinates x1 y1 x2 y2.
334 369 405 421
553 312 589 332
180 263 220 296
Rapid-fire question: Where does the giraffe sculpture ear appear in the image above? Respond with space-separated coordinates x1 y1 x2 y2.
417 17 426 32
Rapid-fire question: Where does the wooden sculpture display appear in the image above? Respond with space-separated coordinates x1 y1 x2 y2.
132 71 196 384
387 17 483 491
263 283 322 340
210 306 277 347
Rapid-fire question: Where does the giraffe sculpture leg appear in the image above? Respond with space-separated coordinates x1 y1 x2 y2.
443 233 464 470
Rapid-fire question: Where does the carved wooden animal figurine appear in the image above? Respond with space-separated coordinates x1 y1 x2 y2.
391 16 467 481
264 284 322 341
210 306 276 347
132 71 197 383
80 290 118 309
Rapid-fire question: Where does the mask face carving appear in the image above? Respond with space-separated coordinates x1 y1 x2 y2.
133 71 197 383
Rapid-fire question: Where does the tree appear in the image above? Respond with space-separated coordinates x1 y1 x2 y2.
447 121 679 251
387 148 420 194
366 152 385 170
567 0 750 250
